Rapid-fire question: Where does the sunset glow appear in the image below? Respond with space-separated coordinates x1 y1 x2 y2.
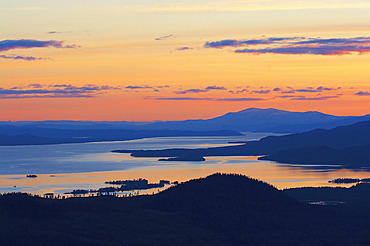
1 0 369 121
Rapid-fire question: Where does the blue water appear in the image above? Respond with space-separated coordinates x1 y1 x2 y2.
0 135 253 175
1 133 369 195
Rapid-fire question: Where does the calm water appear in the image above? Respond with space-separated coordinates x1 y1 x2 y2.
1 133 369 196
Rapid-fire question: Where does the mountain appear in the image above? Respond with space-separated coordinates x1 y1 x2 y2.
124 120 370 168
2 108 370 133
129 107 370 133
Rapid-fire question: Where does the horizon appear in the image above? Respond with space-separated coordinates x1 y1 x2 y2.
1 107 369 123
1 1 369 121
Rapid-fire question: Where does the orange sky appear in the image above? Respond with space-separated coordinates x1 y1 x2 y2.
0 1 369 121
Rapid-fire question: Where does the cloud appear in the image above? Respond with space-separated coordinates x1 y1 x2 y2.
175 89 208 94
280 90 295 94
275 95 298 99
0 84 119 99
229 89 249 94
0 39 79 61
279 86 340 94
124 85 170 92
28 84 43 88
0 54 48 61
125 85 153 89
145 97 211 101
295 37 370 45
252 90 271 94
291 96 338 100
204 37 302 49
234 45 370 55
0 39 80 52
204 36 370 55
355 91 370 96
215 98 265 101
46 31 72 34
155 34 174 41
316 86 339 91
204 39 242 48
175 86 227 94
295 88 321 93
145 96 264 101
176 47 192 51
205 86 227 90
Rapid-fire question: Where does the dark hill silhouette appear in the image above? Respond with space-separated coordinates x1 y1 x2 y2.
128 120 370 155
145 174 357 245
259 144 370 168
124 120 370 168
2 174 368 245
147 173 304 212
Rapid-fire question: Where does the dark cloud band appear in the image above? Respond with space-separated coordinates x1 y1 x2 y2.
0 84 119 99
204 36 370 55
145 97 264 101
0 39 79 52
0 55 48 61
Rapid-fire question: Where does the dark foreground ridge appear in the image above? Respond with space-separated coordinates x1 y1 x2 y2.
1 173 370 246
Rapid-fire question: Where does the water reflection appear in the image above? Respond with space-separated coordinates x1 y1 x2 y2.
0 135 369 195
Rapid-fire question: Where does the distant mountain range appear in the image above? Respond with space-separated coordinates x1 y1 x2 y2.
121 120 370 169
2 108 370 133
1 108 369 146
143 108 370 133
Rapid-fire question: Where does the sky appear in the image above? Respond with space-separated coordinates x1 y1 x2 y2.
0 0 369 121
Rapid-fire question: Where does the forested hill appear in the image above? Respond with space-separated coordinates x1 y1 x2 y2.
1 173 370 246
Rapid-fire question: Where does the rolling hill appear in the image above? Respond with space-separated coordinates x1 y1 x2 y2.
2 173 369 246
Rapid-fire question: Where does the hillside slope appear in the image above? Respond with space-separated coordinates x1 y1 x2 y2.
1 174 369 246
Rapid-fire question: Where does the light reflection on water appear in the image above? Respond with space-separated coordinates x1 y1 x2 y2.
0 134 369 195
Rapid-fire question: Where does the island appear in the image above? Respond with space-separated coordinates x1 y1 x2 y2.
64 178 173 195
328 178 370 184
158 154 206 162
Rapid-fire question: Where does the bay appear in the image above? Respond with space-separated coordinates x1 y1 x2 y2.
1 133 369 196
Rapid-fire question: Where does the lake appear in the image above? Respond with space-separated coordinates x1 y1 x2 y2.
1 132 369 196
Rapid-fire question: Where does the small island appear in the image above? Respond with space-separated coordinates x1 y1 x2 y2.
328 178 370 184
26 174 38 178
158 155 206 162
65 178 174 195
